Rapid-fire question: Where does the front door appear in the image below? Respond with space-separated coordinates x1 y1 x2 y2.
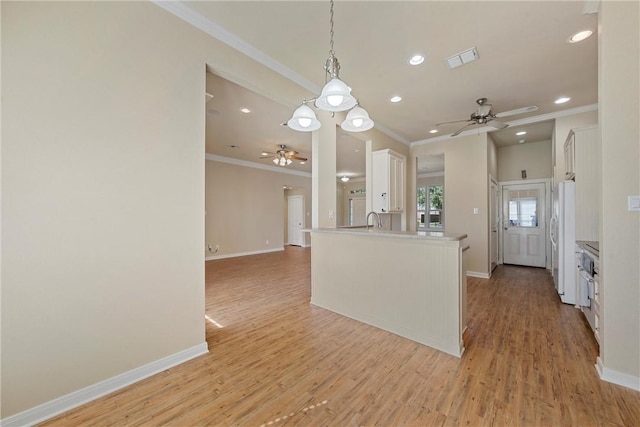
287 195 304 246
502 183 546 267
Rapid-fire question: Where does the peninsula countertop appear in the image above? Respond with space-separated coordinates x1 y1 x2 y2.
305 227 467 242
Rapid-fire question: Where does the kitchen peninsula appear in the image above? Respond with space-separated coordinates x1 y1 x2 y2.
310 228 468 357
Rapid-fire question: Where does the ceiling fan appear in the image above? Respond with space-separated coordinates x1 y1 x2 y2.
260 144 307 166
437 98 538 137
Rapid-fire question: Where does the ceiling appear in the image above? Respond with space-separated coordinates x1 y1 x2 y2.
192 1 598 177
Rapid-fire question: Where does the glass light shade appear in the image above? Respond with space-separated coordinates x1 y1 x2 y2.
287 104 321 132
340 106 374 132
273 158 279 165
286 158 292 165
315 78 357 112
341 176 350 182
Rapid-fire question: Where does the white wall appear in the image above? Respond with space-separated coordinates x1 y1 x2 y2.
205 159 311 257
411 134 489 276
498 140 552 182
2 2 208 417
598 1 640 387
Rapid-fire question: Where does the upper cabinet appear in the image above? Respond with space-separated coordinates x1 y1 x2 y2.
372 149 406 213
564 132 576 180
568 125 600 241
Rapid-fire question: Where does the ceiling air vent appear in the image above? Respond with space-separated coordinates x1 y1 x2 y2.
446 47 479 69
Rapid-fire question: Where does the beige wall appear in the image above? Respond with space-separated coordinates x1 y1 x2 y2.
498 140 552 182
2 0 324 419
2 2 210 416
598 1 640 384
554 110 598 183
205 160 311 256
411 134 489 276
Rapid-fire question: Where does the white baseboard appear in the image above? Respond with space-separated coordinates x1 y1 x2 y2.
596 356 640 391
466 271 490 279
1 342 209 427
205 247 284 261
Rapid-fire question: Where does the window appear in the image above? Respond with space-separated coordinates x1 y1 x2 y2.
508 197 538 227
417 184 444 229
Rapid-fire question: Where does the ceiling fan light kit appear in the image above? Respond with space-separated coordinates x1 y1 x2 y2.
286 0 373 133
262 144 307 167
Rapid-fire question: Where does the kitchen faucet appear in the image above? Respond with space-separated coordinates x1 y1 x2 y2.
366 211 382 229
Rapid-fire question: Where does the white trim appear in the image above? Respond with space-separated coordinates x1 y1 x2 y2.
466 271 490 279
417 172 445 179
596 357 640 391
411 104 599 147
1 343 208 427
205 247 284 261
206 154 312 178
151 1 410 146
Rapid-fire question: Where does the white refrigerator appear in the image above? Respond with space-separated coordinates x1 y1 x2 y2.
550 180 577 305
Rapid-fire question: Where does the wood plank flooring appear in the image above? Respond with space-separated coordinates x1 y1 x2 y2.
42 246 640 426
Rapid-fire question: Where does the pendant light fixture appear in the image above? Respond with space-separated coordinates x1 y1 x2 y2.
287 0 373 133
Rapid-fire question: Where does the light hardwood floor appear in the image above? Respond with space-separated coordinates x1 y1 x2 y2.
42 246 640 426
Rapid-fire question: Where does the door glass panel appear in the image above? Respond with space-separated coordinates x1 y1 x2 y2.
508 190 538 227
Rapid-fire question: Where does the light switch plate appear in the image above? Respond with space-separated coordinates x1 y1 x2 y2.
629 195 640 211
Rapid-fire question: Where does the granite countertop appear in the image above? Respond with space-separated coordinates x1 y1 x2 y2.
306 227 467 241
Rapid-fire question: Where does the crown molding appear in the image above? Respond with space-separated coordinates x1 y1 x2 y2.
411 103 599 147
206 153 312 178
151 1 410 147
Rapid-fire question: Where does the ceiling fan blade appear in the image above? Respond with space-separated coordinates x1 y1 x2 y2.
436 119 473 126
259 156 273 159
290 155 307 161
451 122 477 137
489 120 509 129
495 105 538 118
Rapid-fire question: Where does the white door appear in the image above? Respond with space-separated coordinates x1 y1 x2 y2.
350 196 366 226
502 183 546 267
287 195 304 246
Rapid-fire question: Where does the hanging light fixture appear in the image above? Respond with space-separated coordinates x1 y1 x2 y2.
340 175 350 182
286 0 373 133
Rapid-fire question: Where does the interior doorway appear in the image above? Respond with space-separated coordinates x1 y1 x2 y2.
502 182 547 267
287 195 304 246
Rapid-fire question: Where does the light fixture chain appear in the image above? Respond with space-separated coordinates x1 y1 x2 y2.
329 0 335 56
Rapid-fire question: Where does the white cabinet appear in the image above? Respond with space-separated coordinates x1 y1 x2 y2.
372 149 406 213
570 125 600 241
564 132 575 180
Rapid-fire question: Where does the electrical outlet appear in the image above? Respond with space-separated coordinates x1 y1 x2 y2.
215 245 220 251
207 244 212 252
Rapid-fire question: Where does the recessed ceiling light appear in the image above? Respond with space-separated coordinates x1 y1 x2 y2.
408 54 425 65
568 29 593 43
519 139 526 144
429 129 438 134
555 96 571 104
261 151 269 156
300 161 306 165
354 149 360 152
390 96 402 103
240 108 251 113
516 131 527 136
